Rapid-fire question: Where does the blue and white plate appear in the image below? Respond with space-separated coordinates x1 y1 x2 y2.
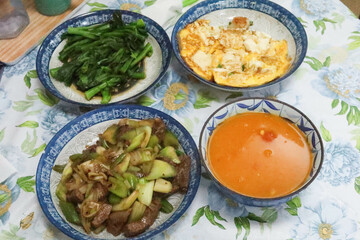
36 105 201 240
199 98 324 207
171 0 308 92
36 10 171 106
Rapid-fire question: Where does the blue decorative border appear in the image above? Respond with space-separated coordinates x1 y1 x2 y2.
171 0 308 92
199 98 324 207
36 10 171 106
36 105 201 240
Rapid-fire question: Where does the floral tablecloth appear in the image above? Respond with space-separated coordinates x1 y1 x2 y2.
1 0 360 239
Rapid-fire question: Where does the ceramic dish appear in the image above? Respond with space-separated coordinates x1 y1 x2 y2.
36 105 201 240
171 0 307 92
36 10 171 106
199 98 324 207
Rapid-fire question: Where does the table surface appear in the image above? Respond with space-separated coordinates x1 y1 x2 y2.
1 0 360 240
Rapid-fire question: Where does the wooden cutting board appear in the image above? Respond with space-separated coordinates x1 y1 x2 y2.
0 0 85 65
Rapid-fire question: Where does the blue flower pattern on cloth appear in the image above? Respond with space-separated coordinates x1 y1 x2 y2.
40 105 80 143
108 0 145 11
318 141 360 186
207 182 248 217
150 71 196 117
0 89 12 120
3 48 38 78
292 200 358 240
312 65 360 108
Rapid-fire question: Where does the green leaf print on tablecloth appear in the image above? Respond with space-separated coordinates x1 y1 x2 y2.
226 92 243 101
351 128 360 151
192 205 226 230
297 17 308 28
13 101 33 112
355 176 360 194
348 31 360 50
16 121 39 128
0 128 5 142
0 224 24 240
285 196 301 216
21 130 46 157
34 89 59 107
193 90 218 109
23 70 38 89
234 217 250 240
87 2 108 12
304 56 331 71
136 95 156 106
320 122 332 142
16 176 35 193
332 100 360 125
145 0 156 6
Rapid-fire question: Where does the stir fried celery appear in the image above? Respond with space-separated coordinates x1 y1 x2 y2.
51 11 152 104
53 118 191 237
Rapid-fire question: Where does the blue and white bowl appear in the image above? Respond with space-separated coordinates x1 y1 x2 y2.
36 105 201 240
171 0 307 92
199 98 324 207
36 10 171 106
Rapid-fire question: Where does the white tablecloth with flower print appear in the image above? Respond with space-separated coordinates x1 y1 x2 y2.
1 0 360 239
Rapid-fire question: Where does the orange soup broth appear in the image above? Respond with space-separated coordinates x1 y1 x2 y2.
207 112 312 198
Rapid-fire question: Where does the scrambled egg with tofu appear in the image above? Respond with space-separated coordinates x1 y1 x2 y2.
178 17 290 87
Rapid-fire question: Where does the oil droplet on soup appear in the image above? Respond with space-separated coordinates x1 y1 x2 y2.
207 112 312 198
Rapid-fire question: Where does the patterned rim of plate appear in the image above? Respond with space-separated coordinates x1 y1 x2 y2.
171 0 308 92
36 104 201 240
36 10 171 106
199 97 324 204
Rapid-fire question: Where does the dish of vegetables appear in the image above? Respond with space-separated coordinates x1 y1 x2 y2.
50 11 152 104
36 10 171 106
54 118 191 237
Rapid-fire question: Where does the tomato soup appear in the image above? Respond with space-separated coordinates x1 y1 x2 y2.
207 112 312 198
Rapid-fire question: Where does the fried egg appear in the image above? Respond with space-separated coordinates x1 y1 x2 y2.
178 17 291 87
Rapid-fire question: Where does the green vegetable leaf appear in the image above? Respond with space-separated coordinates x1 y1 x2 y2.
24 75 31 89
0 128 5 143
145 0 157 6
337 101 349 115
0 224 24 240
225 92 243 101
16 121 39 128
355 176 360 194
136 95 155 106
304 56 323 71
87 2 108 7
323 56 331 67
247 212 266 223
192 206 205 226
320 122 332 142
13 101 33 112
31 143 46 157
34 89 59 106
21 130 38 155
194 90 217 109
16 176 36 193
331 99 339 109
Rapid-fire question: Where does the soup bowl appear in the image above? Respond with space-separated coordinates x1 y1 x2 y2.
199 98 324 207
